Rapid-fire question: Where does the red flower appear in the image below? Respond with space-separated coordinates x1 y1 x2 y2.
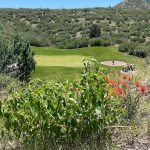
113 87 126 97
138 85 148 94
135 81 141 87
118 81 124 85
108 79 116 86
114 87 120 95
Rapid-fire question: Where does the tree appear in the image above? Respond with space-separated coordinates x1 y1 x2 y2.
89 24 101 38
0 35 36 83
17 41 36 83
0 36 16 73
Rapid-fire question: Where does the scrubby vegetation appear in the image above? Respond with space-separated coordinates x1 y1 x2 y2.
0 8 149 52
0 4 150 150
1 59 148 150
119 41 150 58
0 59 150 149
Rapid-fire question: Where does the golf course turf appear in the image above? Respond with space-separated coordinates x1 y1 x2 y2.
32 46 143 80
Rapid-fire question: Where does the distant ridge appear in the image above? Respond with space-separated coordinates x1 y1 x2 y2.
116 0 150 9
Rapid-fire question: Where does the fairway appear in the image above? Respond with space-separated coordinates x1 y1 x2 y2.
35 55 85 67
32 46 143 80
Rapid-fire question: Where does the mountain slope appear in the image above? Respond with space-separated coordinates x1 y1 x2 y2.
117 0 150 9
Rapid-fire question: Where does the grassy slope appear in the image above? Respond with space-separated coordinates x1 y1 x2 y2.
32 46 143 80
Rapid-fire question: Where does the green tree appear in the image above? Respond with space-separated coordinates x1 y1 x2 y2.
89 24 101 38
0 37 16 73
0 35 36 83
17 41 36 83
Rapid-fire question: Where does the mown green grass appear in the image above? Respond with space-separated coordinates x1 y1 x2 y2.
35 55 85 67
32 46 144 80
32 66 83 80
33 46 137 62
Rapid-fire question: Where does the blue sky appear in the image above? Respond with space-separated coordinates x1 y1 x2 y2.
0 0 123 9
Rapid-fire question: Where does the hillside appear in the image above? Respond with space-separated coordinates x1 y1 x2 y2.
117 0 150 9
0 8 150 48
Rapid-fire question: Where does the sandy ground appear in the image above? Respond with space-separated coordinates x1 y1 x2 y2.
100 60 127 67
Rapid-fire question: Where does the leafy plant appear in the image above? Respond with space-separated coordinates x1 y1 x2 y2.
1 60 126 149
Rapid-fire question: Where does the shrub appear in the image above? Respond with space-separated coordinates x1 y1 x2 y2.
106 73 148 120
118 41 136 53
0 74 20 99
1 60 125 149
100 39 111 47
90 38 102 46
129 45 148 58
62 38 89 49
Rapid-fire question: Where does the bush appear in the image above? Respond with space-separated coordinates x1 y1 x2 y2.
100 39 111 47
24 34 50 47
90 38 102 46
0 74 20 99
1 60 125 149
129 45 148 58
61 38 89 49
118 41 136 53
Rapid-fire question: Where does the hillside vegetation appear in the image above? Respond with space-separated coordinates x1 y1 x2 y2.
0 8 150 48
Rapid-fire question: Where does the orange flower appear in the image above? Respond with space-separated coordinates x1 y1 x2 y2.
138 85 148 94
121 74 129 80
113 87 126 97
114 87 120 95
135 81 141 87
118 80 124 85
128 76 132 82
108 79 116 86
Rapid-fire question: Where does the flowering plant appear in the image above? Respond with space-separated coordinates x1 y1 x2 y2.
105 73 149 120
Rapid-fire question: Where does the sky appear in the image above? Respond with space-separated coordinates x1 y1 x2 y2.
0 0 123 9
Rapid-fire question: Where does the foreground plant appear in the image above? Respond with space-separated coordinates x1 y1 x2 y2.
106 73 149 120
0 60 126 149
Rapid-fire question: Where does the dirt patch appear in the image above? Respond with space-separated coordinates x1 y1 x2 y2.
100 60 127 67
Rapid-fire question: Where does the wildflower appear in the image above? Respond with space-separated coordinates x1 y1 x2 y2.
138 85 148 94
113 87 120 95
128 76 132 82
118 80 124 85
121 74 129 80
108 79 116 86
113 87 126 97
135 81 141 87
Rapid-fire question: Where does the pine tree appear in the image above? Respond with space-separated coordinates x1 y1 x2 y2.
17 41 36 83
